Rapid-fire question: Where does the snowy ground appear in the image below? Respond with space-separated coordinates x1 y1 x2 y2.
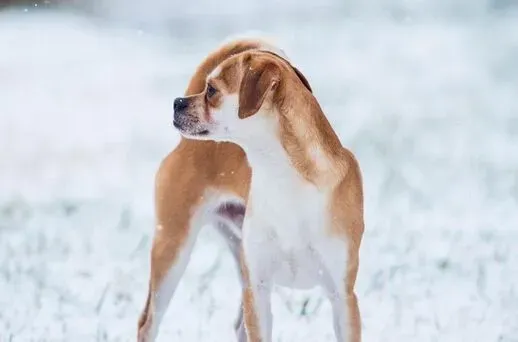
1 2 518 341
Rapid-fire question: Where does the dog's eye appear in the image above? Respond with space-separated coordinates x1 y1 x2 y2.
206 84 217 99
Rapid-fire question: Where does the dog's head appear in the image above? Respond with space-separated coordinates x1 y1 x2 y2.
173 50 312 143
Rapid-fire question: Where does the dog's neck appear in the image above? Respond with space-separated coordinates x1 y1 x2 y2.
238 81 347 189
277 87 347 188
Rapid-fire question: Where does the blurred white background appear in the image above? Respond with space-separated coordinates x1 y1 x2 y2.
0 0 517 341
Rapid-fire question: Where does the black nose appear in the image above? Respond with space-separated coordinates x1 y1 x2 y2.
173 97 188 112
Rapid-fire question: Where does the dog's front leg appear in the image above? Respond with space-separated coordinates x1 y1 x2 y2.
317 241 361 342
326 281 361 342
241 221 274 342
216 221 247 342
241 265 272 342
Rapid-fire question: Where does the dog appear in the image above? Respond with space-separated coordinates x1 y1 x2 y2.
137 36 294 342
171 45 365 341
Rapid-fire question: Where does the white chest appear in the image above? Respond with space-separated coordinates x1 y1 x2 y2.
240 125 348 290
245 171 342 289
251 175 326 244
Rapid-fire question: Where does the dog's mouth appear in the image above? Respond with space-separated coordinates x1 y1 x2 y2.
193 129 210 136
173 120 210 137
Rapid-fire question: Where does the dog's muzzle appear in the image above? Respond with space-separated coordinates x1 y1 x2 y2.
172 96 194 130
172 97 210 136
173 97 189 125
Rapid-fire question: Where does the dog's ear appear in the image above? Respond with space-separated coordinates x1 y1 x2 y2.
292 65 312 93
238 58 280 119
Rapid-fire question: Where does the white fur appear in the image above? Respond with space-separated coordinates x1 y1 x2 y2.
242 130 348 289
188 94 279 146
257 41 289 62
208 65 222 80
181 94 242 142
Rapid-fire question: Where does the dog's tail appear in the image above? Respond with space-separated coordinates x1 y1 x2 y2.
220 30 290 60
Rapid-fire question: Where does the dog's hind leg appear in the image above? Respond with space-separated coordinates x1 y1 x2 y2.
217 221 247 342
137 149 209 342
215 202 247 342
137 221 201 342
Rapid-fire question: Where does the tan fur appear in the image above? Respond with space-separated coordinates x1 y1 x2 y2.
240 250 262 341
238 55 281 119
331 149 364 342
138 41 364 342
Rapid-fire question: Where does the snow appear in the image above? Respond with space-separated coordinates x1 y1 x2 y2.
1 1 517 341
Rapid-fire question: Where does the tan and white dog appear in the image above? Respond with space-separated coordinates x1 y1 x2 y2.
137 36 291 342
137 36 364 342
171 44 365 341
